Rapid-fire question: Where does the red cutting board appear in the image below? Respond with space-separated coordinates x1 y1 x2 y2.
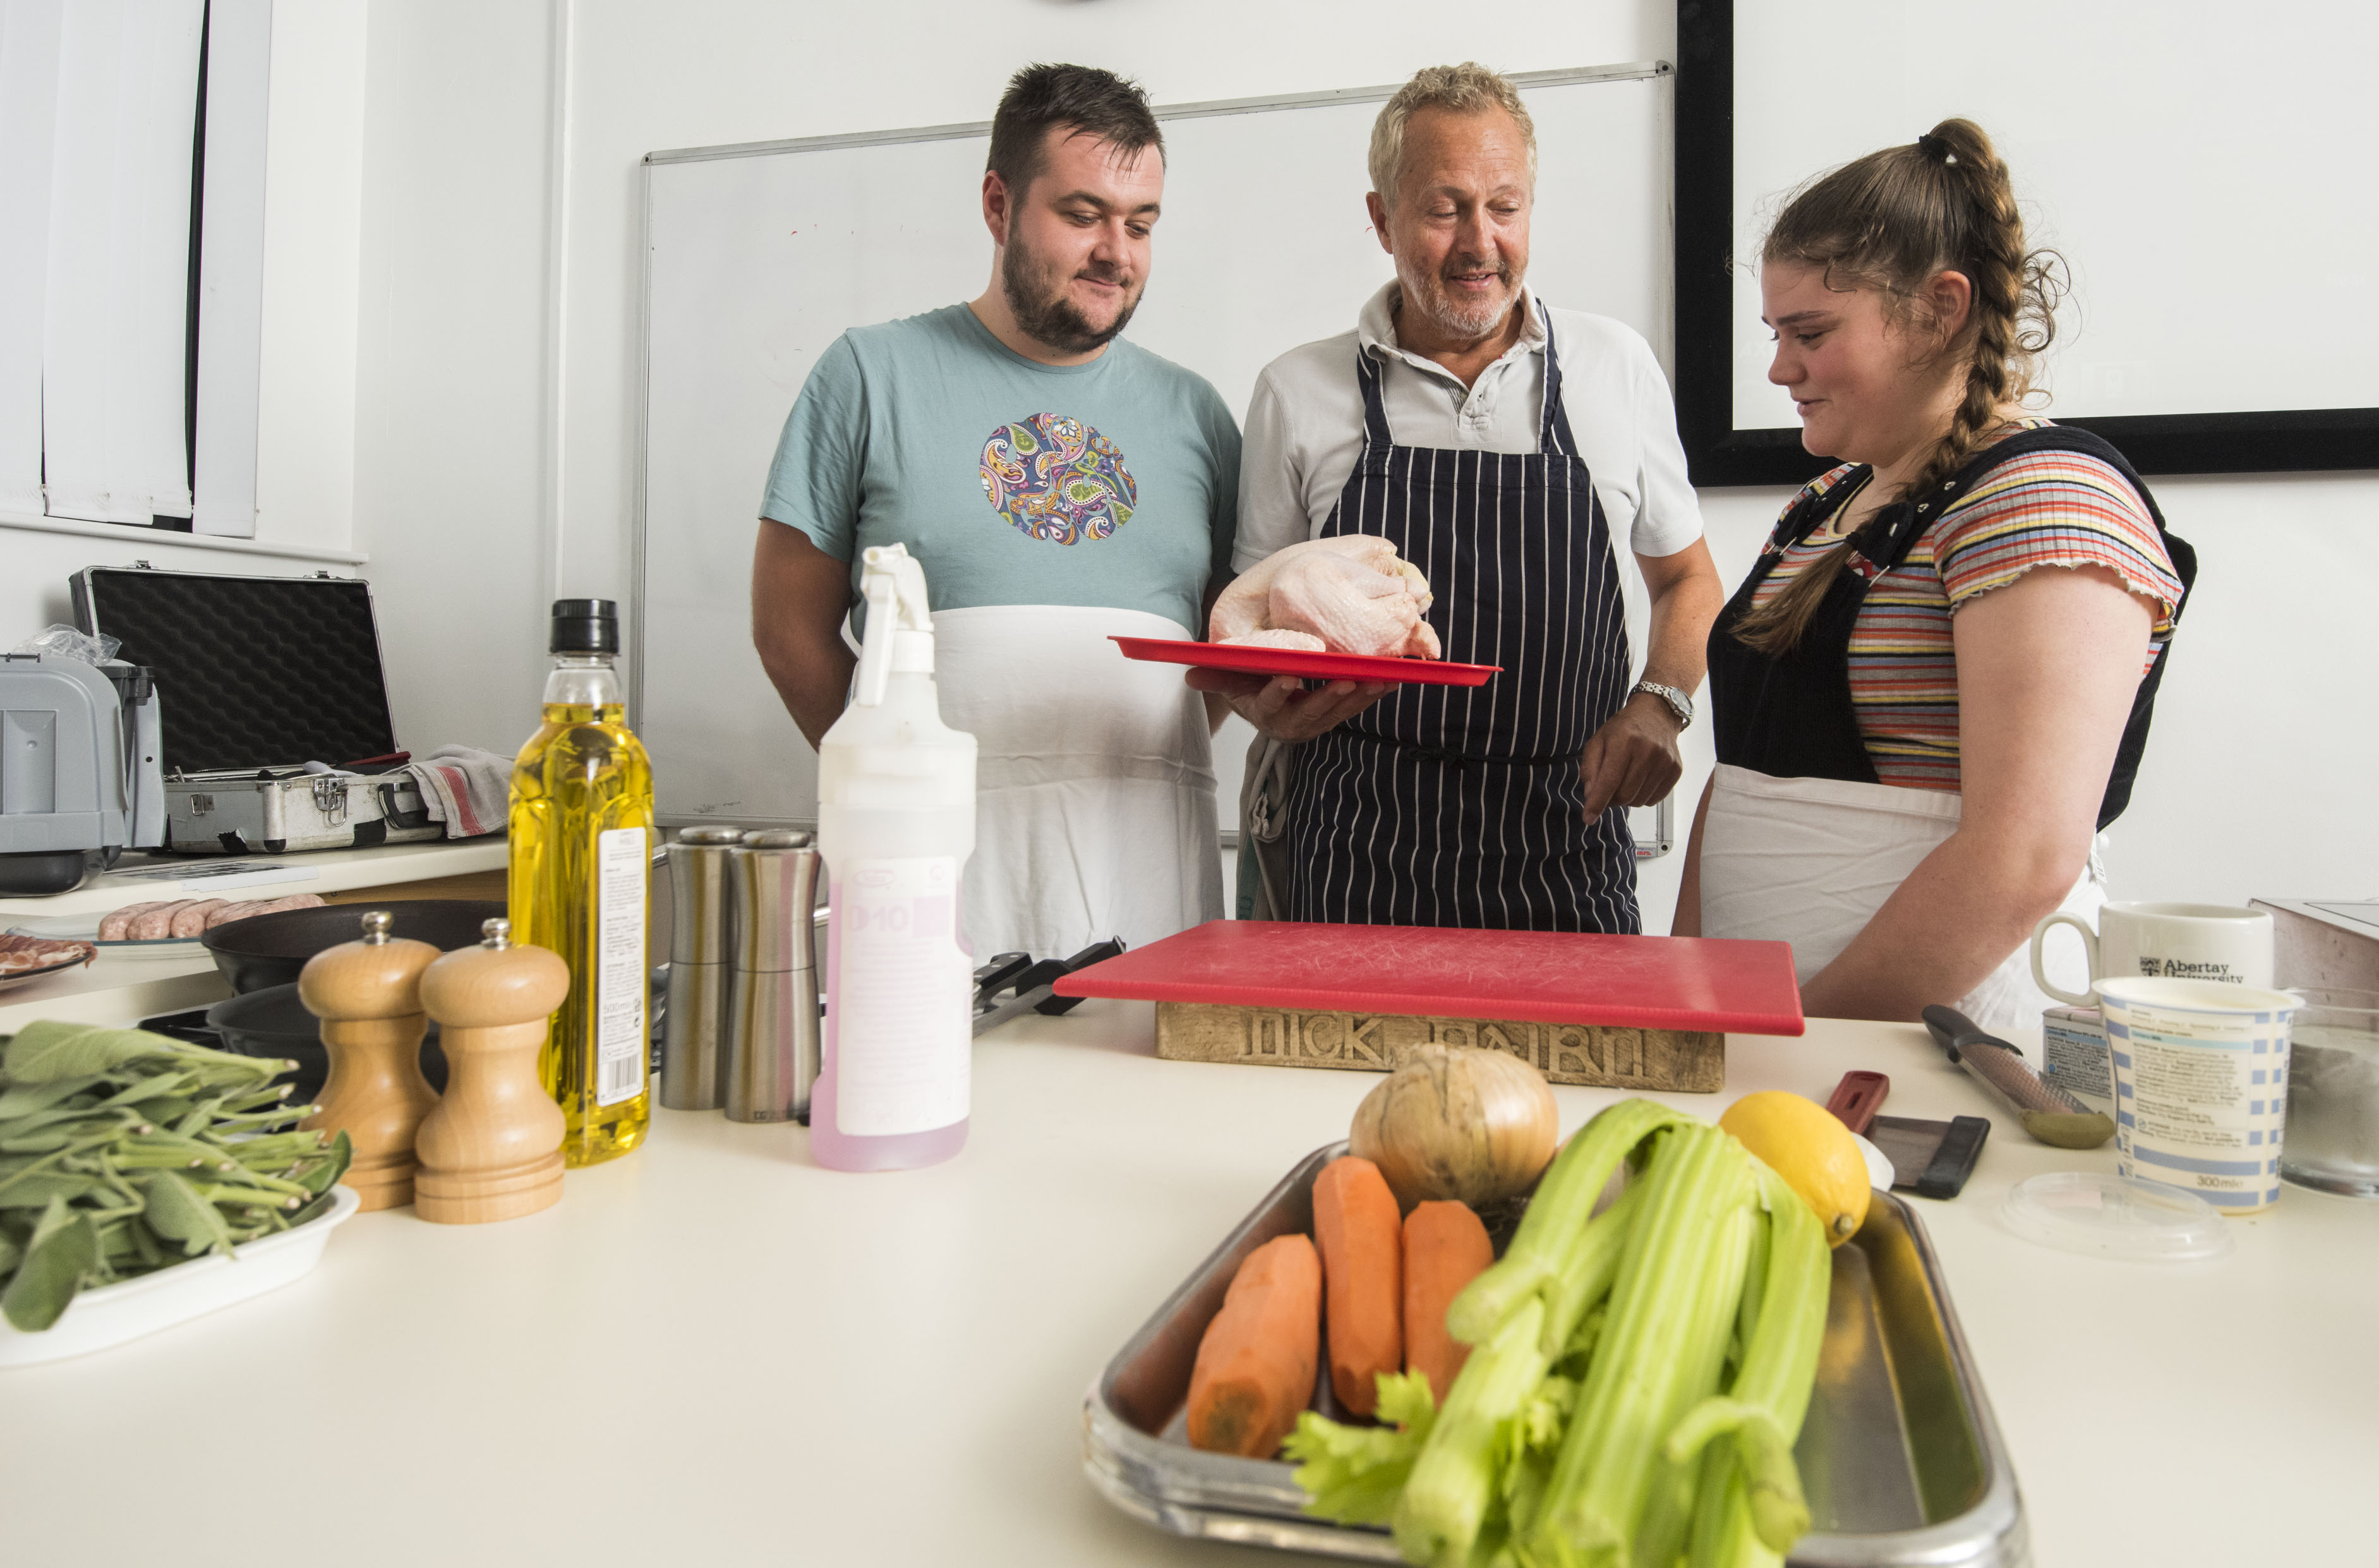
1053 920 1804 1036
1111 636 1499 687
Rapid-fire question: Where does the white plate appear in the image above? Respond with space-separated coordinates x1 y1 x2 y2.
0 953 95 993
1854 1131 1896 1191
0 1185 361 1366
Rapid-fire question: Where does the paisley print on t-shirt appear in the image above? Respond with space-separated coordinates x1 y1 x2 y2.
979 413 1136 545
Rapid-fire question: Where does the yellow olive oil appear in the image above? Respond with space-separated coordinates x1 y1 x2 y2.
509 602 654 1167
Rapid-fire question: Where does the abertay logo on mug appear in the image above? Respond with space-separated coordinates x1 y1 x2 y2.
2032 902 2275 1010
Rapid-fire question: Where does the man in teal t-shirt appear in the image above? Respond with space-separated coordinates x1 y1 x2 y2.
754 63 1240 962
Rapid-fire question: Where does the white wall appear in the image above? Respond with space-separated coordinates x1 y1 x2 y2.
338 0 2375 915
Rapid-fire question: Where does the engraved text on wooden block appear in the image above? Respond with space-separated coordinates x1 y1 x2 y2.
1153 1001 1724 1092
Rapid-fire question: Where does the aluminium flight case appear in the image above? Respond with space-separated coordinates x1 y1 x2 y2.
71 564 444 855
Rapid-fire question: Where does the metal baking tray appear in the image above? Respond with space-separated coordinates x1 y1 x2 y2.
1083 1142 2027 1567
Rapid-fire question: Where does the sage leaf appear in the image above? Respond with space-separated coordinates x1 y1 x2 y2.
2 1198 101 1330
0 1171 107 1208
2 1022 178 1084
141 1169 235 1257
0 1075 108 1119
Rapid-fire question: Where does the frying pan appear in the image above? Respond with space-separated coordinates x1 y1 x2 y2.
202 900 507 994
206 982 449 1103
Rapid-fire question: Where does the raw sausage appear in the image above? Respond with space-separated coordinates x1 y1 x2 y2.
248 893 325 917
127 900 199 941
169 899 229 937
97 901 173 942
201 900 268 929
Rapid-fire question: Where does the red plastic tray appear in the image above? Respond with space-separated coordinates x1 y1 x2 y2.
1111 636 1498 687
1052 920 1805 1036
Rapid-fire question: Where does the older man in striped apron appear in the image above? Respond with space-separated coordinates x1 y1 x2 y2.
1200 64 1722 932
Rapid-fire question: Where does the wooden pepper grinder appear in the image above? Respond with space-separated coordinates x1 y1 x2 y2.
298 910 442 1211
413 919 571 1224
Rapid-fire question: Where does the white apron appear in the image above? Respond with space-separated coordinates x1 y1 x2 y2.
1697 764 2104 1037
927 605 1222 960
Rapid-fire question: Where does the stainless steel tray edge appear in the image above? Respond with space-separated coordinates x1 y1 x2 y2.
1083 1141 2028 1568
1788 1197 2028 1568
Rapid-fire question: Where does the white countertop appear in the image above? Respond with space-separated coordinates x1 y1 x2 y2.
0 838 509 1032
0 837 507 920
1 1004 2371 1568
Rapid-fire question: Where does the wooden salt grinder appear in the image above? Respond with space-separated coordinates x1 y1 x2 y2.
298 910 442 1211
413 919 571 1225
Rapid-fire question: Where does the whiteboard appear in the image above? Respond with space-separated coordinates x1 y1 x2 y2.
1725 1 2379 429
637 65 1673 827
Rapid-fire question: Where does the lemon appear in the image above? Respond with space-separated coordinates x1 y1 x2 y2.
1718 1091 1871 1247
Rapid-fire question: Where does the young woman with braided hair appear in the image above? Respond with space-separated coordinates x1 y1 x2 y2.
1675 119 2195 1031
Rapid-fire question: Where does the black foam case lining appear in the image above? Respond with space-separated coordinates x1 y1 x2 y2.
73 568 400 775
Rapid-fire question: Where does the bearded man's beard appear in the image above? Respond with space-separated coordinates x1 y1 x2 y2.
1001 238 1143 355
1402 256 1519 340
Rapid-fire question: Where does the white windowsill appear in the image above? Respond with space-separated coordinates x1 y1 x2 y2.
0 508 368 565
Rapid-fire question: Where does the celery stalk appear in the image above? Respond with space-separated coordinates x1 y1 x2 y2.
1448 1100 1685 1347
1663 1162 1831 1553
1685 1449 1781 1568
1523 1121 1757 1567
1392 1298 1553 1568
1629 1200 1757 1568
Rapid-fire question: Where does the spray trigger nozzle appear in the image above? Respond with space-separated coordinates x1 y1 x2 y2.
852 544 936 708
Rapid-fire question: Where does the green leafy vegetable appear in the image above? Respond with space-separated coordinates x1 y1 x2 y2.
1287 1099 1833 1568
0 1022 349 1334
3 1197 102 1330
1286 1370 1440 1525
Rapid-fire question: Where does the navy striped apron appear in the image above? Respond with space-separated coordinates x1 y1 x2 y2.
1284 313 1639 932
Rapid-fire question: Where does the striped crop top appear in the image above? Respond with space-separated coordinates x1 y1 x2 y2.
1747 421 2186 793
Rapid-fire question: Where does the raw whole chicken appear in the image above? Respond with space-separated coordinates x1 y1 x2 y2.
1208 536 1442 660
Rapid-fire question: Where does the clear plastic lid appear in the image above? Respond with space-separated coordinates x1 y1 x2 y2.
1997 1171 2235 1261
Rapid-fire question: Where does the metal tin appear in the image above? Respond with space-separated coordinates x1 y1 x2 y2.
725 829 821 1123
658 826 744 1111
1081 1143 2027 1567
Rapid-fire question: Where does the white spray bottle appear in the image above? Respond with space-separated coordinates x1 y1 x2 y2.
811 545 977 1172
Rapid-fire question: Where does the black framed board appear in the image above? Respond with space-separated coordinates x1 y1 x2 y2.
1673 0 2379 486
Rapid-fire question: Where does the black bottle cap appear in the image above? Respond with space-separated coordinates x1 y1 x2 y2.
550 598 618 654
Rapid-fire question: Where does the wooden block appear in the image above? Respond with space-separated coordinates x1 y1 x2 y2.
1154 1001 1724 1092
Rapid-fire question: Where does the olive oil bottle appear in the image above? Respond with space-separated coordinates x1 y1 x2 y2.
509 598 654 1167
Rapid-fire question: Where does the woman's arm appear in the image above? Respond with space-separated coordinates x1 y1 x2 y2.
1670 776 1714 937
1797 565 2153 1021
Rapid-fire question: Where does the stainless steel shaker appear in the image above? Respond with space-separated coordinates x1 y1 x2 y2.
659 825 745 1110
726 828 822 1123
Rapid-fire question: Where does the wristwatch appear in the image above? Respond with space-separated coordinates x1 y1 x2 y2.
1632 680 1694 732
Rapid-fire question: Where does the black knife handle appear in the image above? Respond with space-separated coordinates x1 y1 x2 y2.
1922 1003 2025 1059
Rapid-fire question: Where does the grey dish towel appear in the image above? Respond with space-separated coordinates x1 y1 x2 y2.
402 746 513 839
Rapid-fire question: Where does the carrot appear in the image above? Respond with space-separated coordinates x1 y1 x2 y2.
1403 1200 1495 1402
1186 1233 1322 1457
1314 1154 1402 1418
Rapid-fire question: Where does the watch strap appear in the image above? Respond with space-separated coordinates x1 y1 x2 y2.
1632 680 1694 731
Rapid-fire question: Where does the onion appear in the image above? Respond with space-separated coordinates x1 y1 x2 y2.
1348 1044 1560 1210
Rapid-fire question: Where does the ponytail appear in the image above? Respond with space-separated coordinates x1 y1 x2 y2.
1732 118 2066 658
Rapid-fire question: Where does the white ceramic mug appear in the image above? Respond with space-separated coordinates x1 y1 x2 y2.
2099 976 2301 1213
2031 902 2274 1008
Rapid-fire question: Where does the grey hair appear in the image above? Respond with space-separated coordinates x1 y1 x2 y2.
1367 63 1538 208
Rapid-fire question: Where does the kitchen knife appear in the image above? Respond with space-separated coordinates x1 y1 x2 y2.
1823 1068 1987 1198
973 939 1126 1037
1920 1004 2116 1149
1824 1070 1890 1135
1867 1113 1993 1200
